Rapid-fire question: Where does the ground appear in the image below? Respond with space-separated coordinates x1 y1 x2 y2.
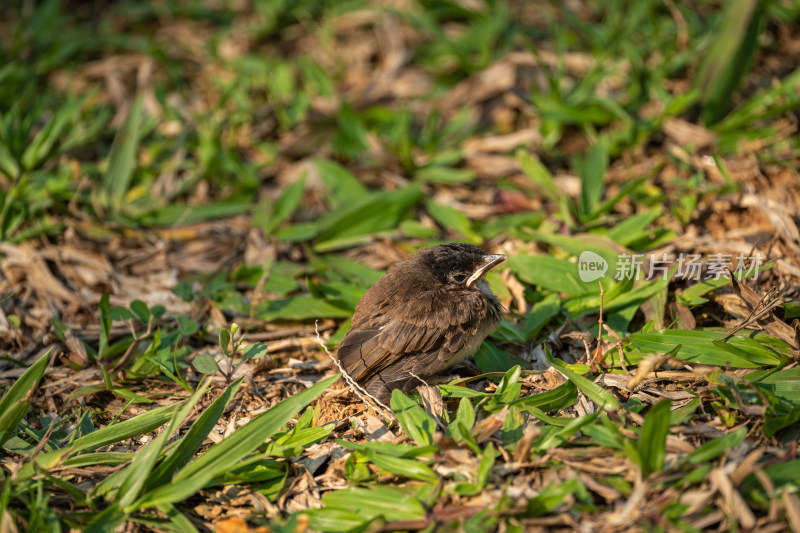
1 0 800 531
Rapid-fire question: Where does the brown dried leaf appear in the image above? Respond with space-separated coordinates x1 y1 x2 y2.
471 405 508 444
729 275 798 349
512 423 540 462
710 467 756 530
578 472 621 502
501 268 527 314
627 353 686 389
215 517 270 533
417 384 446 430
782 487 800 533
462 128 542 155
436 61 516 114
662 118 716 149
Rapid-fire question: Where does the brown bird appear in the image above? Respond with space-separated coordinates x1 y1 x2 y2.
336 243 506 404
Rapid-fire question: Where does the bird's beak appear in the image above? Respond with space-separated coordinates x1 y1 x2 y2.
466 254 506 288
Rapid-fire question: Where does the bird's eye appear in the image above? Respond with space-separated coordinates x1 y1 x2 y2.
451 273 468 283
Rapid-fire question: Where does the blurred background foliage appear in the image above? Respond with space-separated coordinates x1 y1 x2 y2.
0 0 798 239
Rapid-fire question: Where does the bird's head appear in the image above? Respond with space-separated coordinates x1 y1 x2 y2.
414 243 506 289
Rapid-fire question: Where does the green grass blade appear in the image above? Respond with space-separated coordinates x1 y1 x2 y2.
147 378 243 489
314 158 367 207
752 368 800 401
363 450 437 482
314 186 422 251
0 403 31 450
526 479 582 517
576 137 608 221
513 381 578 414
523 292 561 341
475 442 497 491
627 330 785 367
85 504 126 533
132 374 338 509
70 402 183 454
256 175 307 235
590 173 650 221
174 374 337 480
488 365 522 406
0 140 20 179
638 399 671 477
21 93 90 170
695 0 764 125
337 440 437 459
138 200 252 227
424 199 482 244
304 508 368 532
155 503 200 533
391 390 436 447
509 254 594 297
517 149 560 202
740 458 800 508
546 349 620 411
0 349 51 447
714 67 800 133
114 382 211 510
61 452 134 468
605 208 662 247
101 93 143 212
320 486 426 522
446 397 476 442
685 426 746 464
533 411 599 450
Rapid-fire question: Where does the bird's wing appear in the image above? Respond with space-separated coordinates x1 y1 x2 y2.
336 293 480 383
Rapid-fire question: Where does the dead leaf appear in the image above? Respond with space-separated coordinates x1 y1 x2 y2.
662 117 716 149
512 423 540 462
729 274 798 349
782 487 800 532
462 128 542 155
626 353 686 389
214 517 270 533
417 384 446 430
710 467 756 530
471 406 508 444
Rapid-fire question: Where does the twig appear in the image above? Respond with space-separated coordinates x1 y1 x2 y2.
110 315 154 373
250 258 273 320
409 371 430 389
722 286 783 341
28 417 57 462
603 324 629 375
314 320 394 421
594 280 604 362
663 0 689 50
563 332 592 363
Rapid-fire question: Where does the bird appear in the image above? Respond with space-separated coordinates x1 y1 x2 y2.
336 243 506 405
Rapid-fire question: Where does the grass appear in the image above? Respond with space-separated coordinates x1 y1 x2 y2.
1 0 800 531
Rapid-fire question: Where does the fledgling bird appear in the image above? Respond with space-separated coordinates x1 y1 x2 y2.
336 243 506 404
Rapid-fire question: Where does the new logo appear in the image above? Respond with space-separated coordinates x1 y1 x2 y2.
578 251 608 282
